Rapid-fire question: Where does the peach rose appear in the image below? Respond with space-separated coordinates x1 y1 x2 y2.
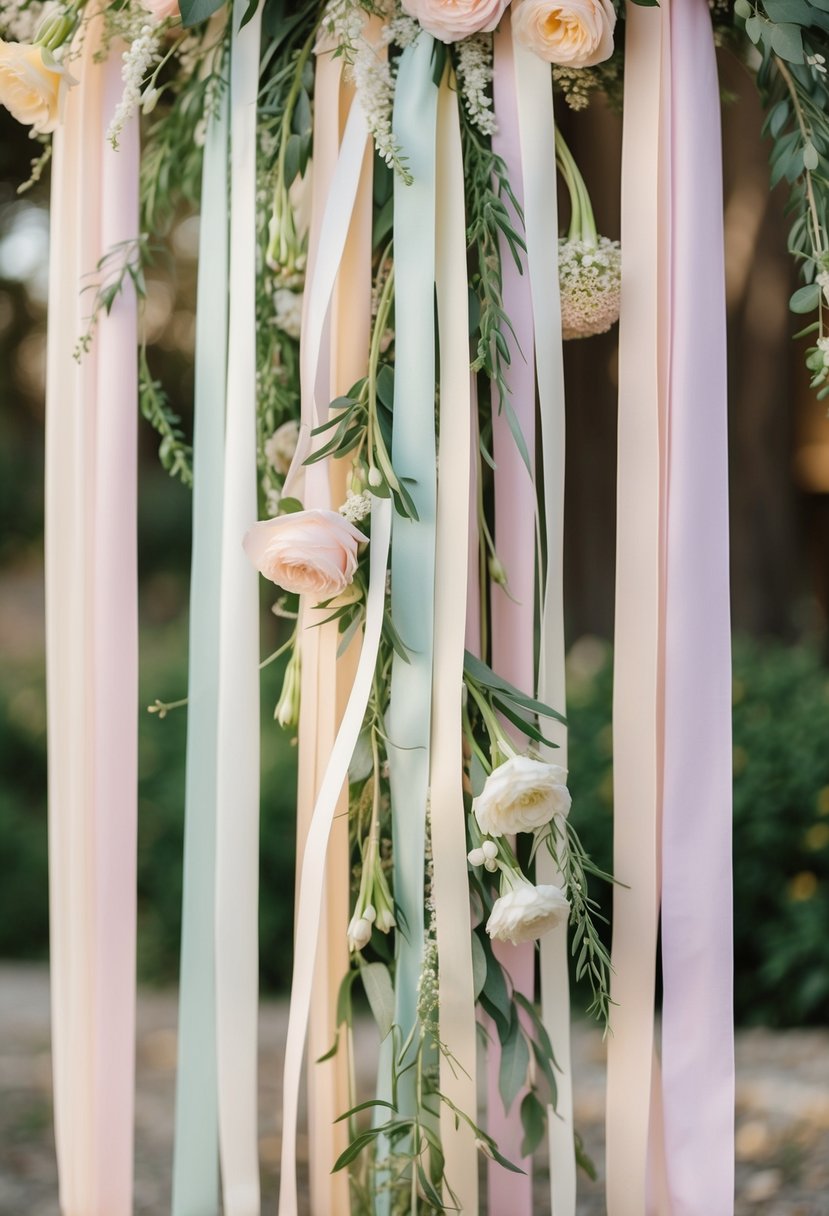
139 0 181 19
243 508 366 601
511 0 615 67
401 0 512 44
0 41 73 135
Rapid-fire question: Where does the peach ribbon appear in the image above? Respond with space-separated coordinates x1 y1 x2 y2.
512 33 575 1216
214 3 263 1212
431 76 478 1214
46 16 139 1216
605 4 666 1214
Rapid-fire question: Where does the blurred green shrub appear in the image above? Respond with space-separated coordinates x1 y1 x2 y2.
1 633 827 1023
567 635 829 1027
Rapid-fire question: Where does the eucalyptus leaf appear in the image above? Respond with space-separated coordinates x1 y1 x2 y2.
179 0 225 27
790 282 822 313
361 962 395 1040
769 22 804 62
499 1020 530 1113
519 1091 547 1157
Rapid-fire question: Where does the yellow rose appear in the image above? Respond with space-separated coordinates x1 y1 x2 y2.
511 0 616 67
0 41 73 135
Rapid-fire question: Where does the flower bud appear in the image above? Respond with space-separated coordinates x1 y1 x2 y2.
467 847 486 867
488 555 508 587
368 466 383 489
363 904 376 924
482 840 498 860
347 916 372 952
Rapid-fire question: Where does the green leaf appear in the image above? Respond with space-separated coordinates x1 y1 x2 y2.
179 0 225 26
283 133 303 187
790 282 822 313
376 364 395 412
361 962 395 1040
745 13 763 40
734 0 751 14
763 0 812 19
520 1091 547 1157
335 969 360 1028
804 142 819 171
332 1128 381 1172
316 1034 339 1064
769 22 804 62
499 1018 530 1113
471 930 487 1001
292 88 312 137
479 935 512 1041
334 1098 397 1123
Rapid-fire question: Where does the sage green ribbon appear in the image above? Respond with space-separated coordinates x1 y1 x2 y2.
386 29 438 1106
171 82 229 1216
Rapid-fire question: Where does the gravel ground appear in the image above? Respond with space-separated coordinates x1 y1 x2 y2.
1 963 827 1215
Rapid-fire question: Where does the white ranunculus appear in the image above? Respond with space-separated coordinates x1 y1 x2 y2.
486 878 570 945
473 755 571 837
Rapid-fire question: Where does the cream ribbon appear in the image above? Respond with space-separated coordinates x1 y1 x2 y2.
431 76 478 1215
214 3 263 1213
605 4 666 1214
511 35 575 1216
278 498 392 1216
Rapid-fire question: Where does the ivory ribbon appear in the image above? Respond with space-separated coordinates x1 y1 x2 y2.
661 3 734 1211
278 498 392 1216
512 33 575 1216
47 17 140 1215
214 4 262 1212
487 25 538 1214
431 76 478 1215
605 4 665 1214
386 31 438 1118
92 47 140 1216
172 85 229 1216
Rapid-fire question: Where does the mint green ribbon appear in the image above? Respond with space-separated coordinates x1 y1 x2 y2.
383 29 438 1137
171 85 229 1216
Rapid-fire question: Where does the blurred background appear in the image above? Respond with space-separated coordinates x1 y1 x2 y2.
0 43 828 1216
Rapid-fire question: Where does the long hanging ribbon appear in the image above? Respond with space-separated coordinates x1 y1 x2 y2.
214 3 263 1212
92 46 141 1216
661 2 734 1211
46 14 140 1214
278 498 392 1216
487 24 538 1215
431 74 478 1215
386 30 438 1120
511 31 575 1216
605 3 666 1213
172 82 229 1216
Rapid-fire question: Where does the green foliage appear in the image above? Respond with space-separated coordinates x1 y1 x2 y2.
566 635 829 1027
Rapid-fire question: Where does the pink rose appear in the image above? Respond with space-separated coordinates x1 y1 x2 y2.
139 0 181 21
512 0 615 67
243 508 366 601
0 41 73 135
401 0 512 44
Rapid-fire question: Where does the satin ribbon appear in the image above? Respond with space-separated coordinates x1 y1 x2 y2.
431 75 478 1215
46 16 139 1214
214 4 262 1212
487 25 538 1214
172 84 229 1216
661 3 734 1212
605 5 665 1213
278 498 392 1216
511 32 575 1216
92 46 140 1216
386 31 438 1125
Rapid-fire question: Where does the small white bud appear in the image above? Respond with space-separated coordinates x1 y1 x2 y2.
484 858 499 873
363 904 376 924
347 916 372 952
467 847 485 867
368 466 383 488
482 840 498 860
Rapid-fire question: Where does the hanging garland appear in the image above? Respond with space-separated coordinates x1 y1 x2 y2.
1 0 827 1213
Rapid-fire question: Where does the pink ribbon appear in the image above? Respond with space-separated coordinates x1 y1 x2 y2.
660 2 734 1211
487 25 537 1214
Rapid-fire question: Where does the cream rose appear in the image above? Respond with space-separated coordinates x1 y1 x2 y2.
139 0 181 20
243 508 366 600
0 41 73 135
511 0 615 67
401 0 512 44
486 878 570 945
473 755 571 837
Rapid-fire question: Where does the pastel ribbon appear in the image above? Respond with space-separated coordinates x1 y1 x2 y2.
386 31 438 1123
431 75 478 1215
46 17 139 1214
172 84 229 1216
605 4 666 1213
487 25 538 1214
278 498 392 1216
661 3 734 1211
512 32 575 1216
214 3 262 1211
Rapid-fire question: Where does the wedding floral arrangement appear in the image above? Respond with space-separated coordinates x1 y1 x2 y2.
2 0 827 1214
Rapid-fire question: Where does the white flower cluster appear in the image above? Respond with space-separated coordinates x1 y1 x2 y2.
272 287 303 341
817 336 829 369
340 490 372 524
106 23 160 148
264 419 300 475
558 235 621 340
456 33 496 137
0 0 52 43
